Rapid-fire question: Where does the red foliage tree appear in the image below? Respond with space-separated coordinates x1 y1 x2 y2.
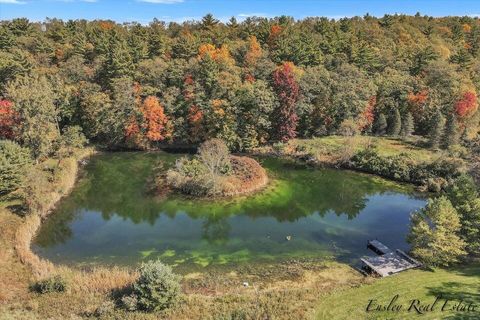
0 99 18 140
358 96 376 131
455 91 478 118
183 74 195 101
272 62 299 142
244 73 255 83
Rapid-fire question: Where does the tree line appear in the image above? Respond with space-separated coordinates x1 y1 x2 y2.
0 14 479 158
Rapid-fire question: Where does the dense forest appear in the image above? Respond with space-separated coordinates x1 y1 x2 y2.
0 13 479 158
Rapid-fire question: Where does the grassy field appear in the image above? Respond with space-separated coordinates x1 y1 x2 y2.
315 264 480 320
292 135 442 163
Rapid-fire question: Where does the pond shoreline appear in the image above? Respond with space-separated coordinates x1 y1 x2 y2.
15 148 95 277
19 146 422 273
31 149 426 271
6 146 428 319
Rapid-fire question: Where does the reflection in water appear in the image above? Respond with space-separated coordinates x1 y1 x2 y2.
33 152 426 269
202 217 231 244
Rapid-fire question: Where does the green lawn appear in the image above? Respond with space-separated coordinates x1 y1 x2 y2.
315 264 480 320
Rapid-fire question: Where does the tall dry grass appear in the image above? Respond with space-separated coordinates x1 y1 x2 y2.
66 267 137 294
15 214 55 278
13 147 137 293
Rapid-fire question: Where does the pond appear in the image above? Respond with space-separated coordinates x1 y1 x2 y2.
33 152 426 271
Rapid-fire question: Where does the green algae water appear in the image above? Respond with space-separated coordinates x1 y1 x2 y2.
32 152 426 270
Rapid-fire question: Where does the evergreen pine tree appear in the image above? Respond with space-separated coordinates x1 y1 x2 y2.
443 115 460 149
428 110 445 149
106 32 134 79
407 196 467 267
227 17 239 29
0 27 14 50
400 112 414 138
374 113 388 136
388 109 402 136
447 175 480 256
72 32 87 57
201 14 219 30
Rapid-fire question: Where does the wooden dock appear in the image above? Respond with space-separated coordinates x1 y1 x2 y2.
367 240 392 255
360 240 422 277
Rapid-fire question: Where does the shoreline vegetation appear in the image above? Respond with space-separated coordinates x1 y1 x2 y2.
11 147 137 293
254 136 469 192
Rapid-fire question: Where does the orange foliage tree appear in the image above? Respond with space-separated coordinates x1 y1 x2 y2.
268 25 283 46
141 96 170 142
198 43 235 66
244 36 263 82
125 117 141 143
407 90 429 106
125 96 171 148
245 36 262 66
407 89 429 121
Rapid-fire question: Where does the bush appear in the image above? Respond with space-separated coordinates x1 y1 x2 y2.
447 144 469 158
174 157 207 178
337 118 360 136
349 148 384 172
349 148 464 188
272 142 286 154
0 140 32 199
94 300 116 317
61 126 88 150
30 275 66 294
121 294 138 311
424 177 448 192
166 139 267 197
132 260 181 312
411 158 465 184
166 157 211 196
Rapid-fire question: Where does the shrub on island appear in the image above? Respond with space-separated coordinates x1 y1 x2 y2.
166 139 268 197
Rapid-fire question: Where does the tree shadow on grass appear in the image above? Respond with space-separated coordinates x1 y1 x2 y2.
426 281 480 320
447 264 480 278
5 203 28 217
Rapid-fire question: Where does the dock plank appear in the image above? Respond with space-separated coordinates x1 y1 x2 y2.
361 240 421 277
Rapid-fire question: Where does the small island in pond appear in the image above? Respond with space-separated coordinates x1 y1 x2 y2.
165 139 268 197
